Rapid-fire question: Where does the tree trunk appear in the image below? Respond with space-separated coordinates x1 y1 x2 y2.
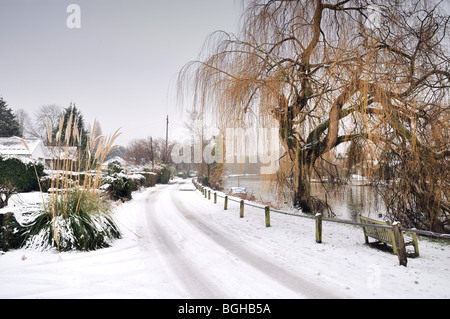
293 165 312 212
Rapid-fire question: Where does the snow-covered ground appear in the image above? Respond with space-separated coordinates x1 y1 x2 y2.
1 179 449 299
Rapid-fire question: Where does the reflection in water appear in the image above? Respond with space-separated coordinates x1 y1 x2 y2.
223 175 386 222
310 183 385 221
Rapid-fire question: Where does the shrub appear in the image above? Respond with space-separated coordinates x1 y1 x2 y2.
139 171 157 187
106 160 123 175
0 182 15 209
0 195 121 252
102 161 134 201
157 165 171 184
25 210 121 252
202 175 209 187
107 175 134 201
0 157 44 192
1 212 26 252
1 211 37 251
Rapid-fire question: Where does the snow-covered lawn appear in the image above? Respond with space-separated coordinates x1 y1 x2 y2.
1 180 449 299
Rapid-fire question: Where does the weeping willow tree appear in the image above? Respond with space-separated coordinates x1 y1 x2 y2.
179 0 449 232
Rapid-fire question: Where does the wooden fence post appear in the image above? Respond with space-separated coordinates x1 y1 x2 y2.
204 188 207 198
224 196 228 210
265 206 270 227
392 222 408 267
315 213 322 243
214 192 217 204
240 200 244 218
208 190 211 200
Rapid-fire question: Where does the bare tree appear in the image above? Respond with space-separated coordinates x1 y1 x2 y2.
15 109 34 138
184 109 224 188
125 137 174 167
125 138 151 166
179 0 449 231
33 104 63 143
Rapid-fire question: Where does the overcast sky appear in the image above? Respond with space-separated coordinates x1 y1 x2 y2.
0 0 240 146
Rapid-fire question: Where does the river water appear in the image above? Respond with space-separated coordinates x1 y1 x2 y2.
222 175 386 222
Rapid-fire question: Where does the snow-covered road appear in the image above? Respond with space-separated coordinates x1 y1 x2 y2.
1 179 449 298
140 180 337 298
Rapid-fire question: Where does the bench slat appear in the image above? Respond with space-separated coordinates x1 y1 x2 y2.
360 215 393 245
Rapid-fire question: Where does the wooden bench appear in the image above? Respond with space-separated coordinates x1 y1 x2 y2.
359 214 419 258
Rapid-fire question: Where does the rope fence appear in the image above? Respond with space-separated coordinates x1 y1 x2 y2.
192 179 450 267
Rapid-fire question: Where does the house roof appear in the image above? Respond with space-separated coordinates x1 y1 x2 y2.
0 137 43 156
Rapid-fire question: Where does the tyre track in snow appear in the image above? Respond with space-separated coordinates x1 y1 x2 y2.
169 181 339 299
142 184 223 298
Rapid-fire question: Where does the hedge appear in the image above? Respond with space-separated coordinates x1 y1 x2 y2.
0 157 44 192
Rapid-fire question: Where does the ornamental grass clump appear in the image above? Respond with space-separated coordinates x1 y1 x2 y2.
23 189 121 251
12 113 122 251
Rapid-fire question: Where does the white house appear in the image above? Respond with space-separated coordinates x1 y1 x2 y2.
46 146 78 170
0 137 48 165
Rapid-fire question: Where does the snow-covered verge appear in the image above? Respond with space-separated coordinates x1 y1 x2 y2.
1 180 449 299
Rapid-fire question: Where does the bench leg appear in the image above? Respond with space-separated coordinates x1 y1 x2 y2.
412 233 419 257
393 223 408 267
362 227 369 244
404 232 420 258
391 236 398 255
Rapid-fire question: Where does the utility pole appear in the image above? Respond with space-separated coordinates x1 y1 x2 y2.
165 115 169 163
150 137 154 171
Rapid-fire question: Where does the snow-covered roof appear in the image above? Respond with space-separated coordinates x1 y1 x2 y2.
0 137 43 156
